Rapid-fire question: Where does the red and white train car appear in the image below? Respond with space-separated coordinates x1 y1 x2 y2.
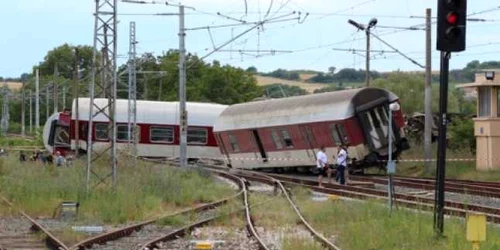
43 98 228 159
213 87 409 172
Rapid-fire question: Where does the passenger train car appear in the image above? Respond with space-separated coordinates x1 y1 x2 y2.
42 98 228 159
43 88 409 173
212 87 410 173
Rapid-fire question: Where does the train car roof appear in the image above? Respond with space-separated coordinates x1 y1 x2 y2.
72 98 228 126
214 87 398 131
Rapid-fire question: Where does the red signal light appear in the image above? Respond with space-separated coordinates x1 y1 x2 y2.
446 12 458 25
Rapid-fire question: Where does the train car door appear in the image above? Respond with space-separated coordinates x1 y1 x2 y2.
299 125 316 161
216 134 232 167
252 130 268 162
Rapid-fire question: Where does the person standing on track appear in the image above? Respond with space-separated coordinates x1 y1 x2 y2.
316 146 328 188
336 144 348 185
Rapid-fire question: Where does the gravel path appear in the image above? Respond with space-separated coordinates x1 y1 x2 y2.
89 224 175 250
157 226 259 250
87 209 219 250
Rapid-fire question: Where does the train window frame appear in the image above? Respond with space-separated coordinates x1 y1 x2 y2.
116 124 141 142
150 126 174 143
377 106 389 126
271 129 283 149
229 134 240 152
369 110 381 129
187 127 208 145
95 123 108 141
280 129 294 148
337 123 350 144
329 124 342 146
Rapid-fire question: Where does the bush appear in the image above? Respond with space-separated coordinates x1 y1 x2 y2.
448 119 475 152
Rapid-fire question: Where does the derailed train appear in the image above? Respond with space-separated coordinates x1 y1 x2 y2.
43 87 409 172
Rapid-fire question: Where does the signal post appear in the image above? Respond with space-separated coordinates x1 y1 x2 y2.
434 0 467 236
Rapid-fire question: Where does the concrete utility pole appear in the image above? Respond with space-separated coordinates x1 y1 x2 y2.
179 5 188 168
35 69 40 131
365 29 371 86
21 80 25 136
54 65 59 114
62 86 67 109
0 86 9 136
29 90 32 134
73 48 80 157
128 21 138 165
87 0 118 191
424 8 433 172
348 18 378 87
46 85 49 120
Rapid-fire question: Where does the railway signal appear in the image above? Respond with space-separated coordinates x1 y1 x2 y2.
434 0 467 237
436 0 467 52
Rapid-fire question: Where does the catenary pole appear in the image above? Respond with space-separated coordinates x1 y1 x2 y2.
424 8 433 173
29 90 32 134
74 48 80 157
179 5 188 168
35 69 40 131
21 80 25 136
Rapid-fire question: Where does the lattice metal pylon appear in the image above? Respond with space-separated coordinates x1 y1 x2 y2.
87 0 118 191
127 21 138 167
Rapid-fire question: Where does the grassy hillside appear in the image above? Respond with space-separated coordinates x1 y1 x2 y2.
1 82 23 90
255 75 329 93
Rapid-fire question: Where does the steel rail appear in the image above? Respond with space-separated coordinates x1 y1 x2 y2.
350 175 500 198
137 169 270 250
68 171 245 250
0 196 69 250
363 174 500 188
264 174 500 223
235 170 342 250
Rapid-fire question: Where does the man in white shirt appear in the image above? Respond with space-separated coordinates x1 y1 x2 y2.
316 146 327 188
336 144 348 185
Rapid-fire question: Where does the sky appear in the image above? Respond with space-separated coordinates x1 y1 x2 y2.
1 0 499 78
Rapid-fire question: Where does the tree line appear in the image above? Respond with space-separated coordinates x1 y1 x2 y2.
0 43 264 134
250 60 500 84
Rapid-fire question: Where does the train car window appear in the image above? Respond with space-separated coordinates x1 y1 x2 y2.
271 130 283 149
187 128 207 145
329 124 342 146
229 135 240 152
337 124 350 144
280 129 294 148
95 124 108 140
150 126 174 143
117 125 129 141
117 125 140 142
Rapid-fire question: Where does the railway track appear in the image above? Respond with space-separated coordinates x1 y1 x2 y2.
0 197 69 250
349 175 500 199
260 173 500 223
68 170 244 250
232 170 342 250
136 168 267 250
